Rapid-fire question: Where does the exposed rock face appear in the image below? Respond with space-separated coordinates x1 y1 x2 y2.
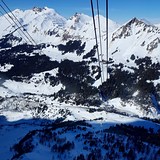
147 37 160 52
32 7 43 13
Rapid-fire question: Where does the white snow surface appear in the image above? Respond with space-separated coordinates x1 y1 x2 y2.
0 7 119 44
0 7 159 120
0 7 159 119
0 99 160 160
0 8 160 160
109 18 160 66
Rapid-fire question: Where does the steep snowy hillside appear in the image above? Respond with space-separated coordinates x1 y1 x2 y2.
0 7 160 160
0 7 66 44
101 17 160 120
65 13 119 40
109 17 160 64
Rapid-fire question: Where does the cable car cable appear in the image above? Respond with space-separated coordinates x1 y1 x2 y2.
90 0 103 84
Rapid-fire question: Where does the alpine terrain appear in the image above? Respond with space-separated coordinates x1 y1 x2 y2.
0 7 160 160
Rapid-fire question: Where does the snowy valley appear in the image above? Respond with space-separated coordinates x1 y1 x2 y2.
0 7 160 160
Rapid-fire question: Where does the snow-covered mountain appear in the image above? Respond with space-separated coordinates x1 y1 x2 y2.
109 17 160 64
0 7 66 43
0 7 119 44
0 7 160 160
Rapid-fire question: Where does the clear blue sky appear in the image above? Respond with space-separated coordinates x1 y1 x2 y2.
1 0 160 24
109 0 160 24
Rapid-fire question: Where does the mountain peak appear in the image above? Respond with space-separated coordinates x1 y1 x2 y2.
128 17 139 24
69 12 91 21
125 17 156 29
124 17 151 28
66 13 91 30
111 17 158 41
31 6 58 15
32 7 43 13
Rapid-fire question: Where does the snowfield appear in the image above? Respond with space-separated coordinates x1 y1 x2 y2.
0 6 160 160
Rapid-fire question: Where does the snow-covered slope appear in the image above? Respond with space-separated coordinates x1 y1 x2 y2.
0 7 160 160
0 7 159 119
0 7 159 120
109 17 160 64
0 7 66 43
0 7 120 44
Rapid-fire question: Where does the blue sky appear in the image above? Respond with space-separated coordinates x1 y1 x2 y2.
109 0 160 24
1 0 160 24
